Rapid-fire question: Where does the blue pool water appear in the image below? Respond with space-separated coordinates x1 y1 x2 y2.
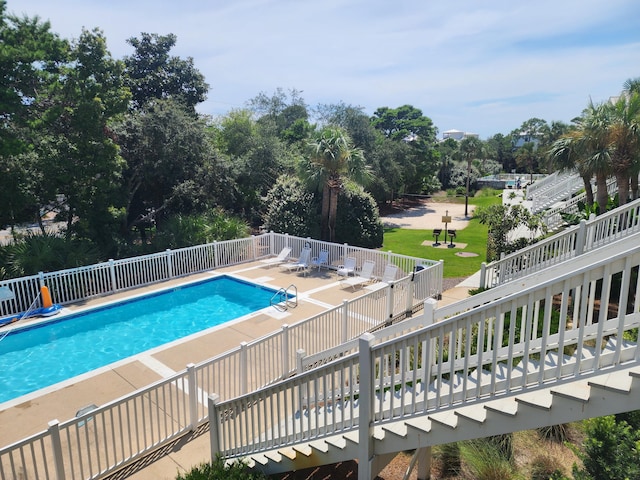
0 276 278 404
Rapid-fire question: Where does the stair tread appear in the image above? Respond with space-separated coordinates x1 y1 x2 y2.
405 417 432 433
292 444 313 457
429 410 458 429
343 431 359 444
309 440 329 453
381 422 408 438
485 398 518 416
278 447 297 460
551 382 590 402
455 404 487 424
516 390 553 410
588 371 633 393
325 436 347 449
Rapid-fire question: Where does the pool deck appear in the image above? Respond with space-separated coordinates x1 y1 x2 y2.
0 260 474 478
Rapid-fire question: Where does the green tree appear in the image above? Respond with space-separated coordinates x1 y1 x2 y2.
124 32 208 111
34 28 130 252
302 126 370 242
115 98 217 243
476 203 541 261
334 183 383 248
0 1 67 227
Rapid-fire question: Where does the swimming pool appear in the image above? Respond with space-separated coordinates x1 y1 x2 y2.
0 276 281 404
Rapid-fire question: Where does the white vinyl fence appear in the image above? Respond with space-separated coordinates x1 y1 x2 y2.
0 233 439 319
0 235 442 480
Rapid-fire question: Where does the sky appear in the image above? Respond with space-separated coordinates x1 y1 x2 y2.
9 0 640 139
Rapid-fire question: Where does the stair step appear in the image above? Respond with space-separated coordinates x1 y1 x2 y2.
252 454 269 466
264 450 283 463
485 398 518 416
293 444 313 457
429 411 458 429
382 422 408 438
551 382 590 403
309 440 329 453
278 447 296 460
405 417 432 434
373 426 385 441
343 431 359 445
629 367 640 379
455 404 487 424
325 436 347 450
516 390 553 410
588 372 633 394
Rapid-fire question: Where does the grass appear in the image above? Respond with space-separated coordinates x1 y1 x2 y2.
382 189 501 278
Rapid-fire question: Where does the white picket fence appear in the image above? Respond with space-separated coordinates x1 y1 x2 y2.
0 235 442 480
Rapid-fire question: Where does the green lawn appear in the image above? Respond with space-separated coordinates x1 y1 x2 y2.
382 190 501 278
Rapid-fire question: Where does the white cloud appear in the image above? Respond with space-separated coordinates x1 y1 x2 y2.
10 0 640 137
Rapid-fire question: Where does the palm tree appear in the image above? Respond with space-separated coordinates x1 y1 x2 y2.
604 93 640 204
302 126 369 242
548 134 595 208
549 102 612 214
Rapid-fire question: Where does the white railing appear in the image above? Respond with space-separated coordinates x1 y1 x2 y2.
211 232 640 461
0 242 442 479
524 170 559 198
0 233 440 319
531 172 585 212
541 177 618 230
480 196 640 288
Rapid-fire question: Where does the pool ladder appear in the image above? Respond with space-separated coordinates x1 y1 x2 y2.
270 284 297 312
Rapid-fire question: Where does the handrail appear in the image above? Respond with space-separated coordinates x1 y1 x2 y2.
269 284 297 312
481 196 640 288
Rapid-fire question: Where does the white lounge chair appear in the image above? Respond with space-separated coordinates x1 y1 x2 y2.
337 257 357 277
381 264 398 283
282 248 311 275
260 247 291 267
340 260 376 290
311 250 329 271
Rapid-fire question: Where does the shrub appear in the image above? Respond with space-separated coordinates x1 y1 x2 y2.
176 456 267 480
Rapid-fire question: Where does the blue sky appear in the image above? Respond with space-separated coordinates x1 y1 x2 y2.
11 0 640 139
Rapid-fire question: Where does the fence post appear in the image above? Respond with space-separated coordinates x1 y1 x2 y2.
48 420 66 480
480 262 487 289
343 243 348 262
187 363 198 430
575 219 587 256
358 333 375 480
213 241 219 269
166 249 174 279
423 298 437 326
208 394 220 459
281 324 290 379
342 300 349 343
251 235 256 261
240 342 248 395
296 349 306 374
386 283 394 325
38 271 45 289
109 259 117 293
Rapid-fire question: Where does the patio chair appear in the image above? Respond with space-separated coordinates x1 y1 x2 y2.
311 249 329 271
281 247 312 275
340 260 376 290
380 264 399 283
260 246 291 268
336 257 357 277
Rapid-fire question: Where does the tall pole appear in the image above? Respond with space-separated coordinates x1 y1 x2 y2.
464 158 471 217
